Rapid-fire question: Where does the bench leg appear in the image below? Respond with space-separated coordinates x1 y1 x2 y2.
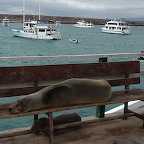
34 114 38 123
123 102 128 119
142 121 144 128
124 102 128 114
47 112 55 144
96 105 105 118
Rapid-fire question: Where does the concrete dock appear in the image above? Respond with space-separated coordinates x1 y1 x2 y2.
0 109 144 144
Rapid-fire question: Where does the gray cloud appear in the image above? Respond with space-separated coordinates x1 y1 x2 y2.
0 0 144 18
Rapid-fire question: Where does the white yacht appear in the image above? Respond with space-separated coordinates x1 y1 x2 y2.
2 17 9 26
74 20 94 28
11 20 62 40
11 0 62 40
101 19 130 34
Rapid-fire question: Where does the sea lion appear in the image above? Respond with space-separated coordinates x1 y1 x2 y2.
8 78 112 114
31 112 81 135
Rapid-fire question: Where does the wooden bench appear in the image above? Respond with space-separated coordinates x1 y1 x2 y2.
0 60 144 144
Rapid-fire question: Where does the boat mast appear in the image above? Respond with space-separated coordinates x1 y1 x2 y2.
38 0 41 20
23 0 25 26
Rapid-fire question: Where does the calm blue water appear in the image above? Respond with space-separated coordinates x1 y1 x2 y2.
0 23 144 131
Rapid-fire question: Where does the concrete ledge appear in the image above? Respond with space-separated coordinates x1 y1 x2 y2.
0 108 144 144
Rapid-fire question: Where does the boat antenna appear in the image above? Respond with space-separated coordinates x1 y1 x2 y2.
23 0 25 27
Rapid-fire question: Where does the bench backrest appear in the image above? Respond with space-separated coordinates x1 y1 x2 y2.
0 61 140 98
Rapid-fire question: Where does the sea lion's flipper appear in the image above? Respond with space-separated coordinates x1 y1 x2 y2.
42 85 70 103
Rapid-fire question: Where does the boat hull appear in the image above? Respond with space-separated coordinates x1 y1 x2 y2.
74 24 94 28
101 27 130 35
11 29 62 40
69 39 80 43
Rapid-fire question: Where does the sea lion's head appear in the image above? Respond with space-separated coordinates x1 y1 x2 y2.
31 117 48 133
8 98 31 114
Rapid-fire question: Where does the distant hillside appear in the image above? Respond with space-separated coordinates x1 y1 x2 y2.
0 14 108 25
1 14 144 26
127 17 144 21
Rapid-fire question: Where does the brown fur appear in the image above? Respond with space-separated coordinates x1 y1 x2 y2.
31 112 81 135
9 78 111 114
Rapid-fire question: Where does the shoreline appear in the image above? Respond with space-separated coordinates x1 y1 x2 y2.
0 14 144 26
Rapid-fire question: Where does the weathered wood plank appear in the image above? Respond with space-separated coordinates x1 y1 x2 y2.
54 113 136 130
108 77 140 86
0 89 144 119
0 86 45 98
0 61 140 84
0 127 31 139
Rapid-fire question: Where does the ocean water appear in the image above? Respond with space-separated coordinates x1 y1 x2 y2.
0 23 144 131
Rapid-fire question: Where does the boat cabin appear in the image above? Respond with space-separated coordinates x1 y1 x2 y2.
23 21 38 30
35 25 56 37
106 20 128 26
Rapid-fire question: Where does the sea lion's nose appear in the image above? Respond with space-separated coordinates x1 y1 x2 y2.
8 107 12 111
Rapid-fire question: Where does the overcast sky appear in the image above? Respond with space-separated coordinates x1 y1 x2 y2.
0 0 144 19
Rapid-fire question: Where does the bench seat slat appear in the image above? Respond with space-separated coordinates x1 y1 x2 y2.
0 88 144 119
0 61 140 84
0 78 140 98
0 86 44 98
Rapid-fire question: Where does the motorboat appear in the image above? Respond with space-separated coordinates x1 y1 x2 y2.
11 20 62 40
101 19 130 34
137 50 144 60
55 21 61 26
137 56 144 60
2 17 9 26
69 38 80 43
73 20 94 28
11 0 62 40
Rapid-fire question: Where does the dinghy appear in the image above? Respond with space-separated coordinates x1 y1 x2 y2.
69 38 80 43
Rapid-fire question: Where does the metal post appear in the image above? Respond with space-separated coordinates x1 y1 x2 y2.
96 57 107 118
47 112 55 144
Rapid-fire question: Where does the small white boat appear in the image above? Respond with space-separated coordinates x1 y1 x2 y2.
2 17 9 26
73 20 94 28
137 50 144 60
101 19 130 34
55 21 61 26
137 56 144 60
69 38 80 43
